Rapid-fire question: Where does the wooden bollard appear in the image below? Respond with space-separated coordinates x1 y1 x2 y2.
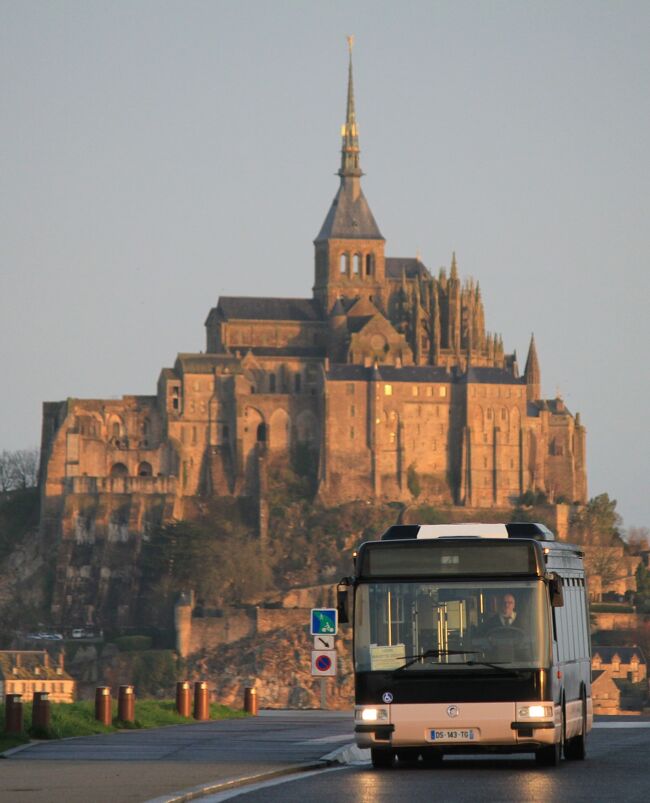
117 685 135 723
193 681 209 721
94 686 112 726
176 681 191 717
244 687 258 716
4 694 24 734
32 691 51 732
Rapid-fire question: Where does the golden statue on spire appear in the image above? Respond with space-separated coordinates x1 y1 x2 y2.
347 35 354 53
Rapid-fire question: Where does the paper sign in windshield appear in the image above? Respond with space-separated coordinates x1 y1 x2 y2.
369 643 406 670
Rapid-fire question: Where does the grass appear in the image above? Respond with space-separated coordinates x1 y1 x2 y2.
0 699 248 748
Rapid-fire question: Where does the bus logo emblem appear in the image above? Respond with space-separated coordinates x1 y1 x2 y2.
382 692 393 703
447 705 459 718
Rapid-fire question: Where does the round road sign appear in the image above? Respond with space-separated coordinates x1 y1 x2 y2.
315 654 332 672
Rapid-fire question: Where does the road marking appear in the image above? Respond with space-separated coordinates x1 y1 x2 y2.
194 765 348 802
299 733 353 744
593 721 650 728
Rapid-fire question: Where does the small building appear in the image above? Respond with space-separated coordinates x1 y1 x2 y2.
591 645 647 682
591 669 621 714
0 650 76 703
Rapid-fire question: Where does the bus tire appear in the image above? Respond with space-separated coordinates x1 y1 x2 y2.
371 748 394 769
535 707 564 767
565 693 587 761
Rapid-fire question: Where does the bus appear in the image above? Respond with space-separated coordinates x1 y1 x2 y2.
337 522 592 768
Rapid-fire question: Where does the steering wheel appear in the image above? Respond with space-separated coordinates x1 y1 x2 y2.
486 625 525 645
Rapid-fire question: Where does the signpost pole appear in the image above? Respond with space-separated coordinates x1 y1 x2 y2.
320 677 327 710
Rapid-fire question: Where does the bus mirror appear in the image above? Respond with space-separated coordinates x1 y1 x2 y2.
337 578 352 624
549 573 564 607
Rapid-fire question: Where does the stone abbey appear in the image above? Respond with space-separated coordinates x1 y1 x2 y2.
39 50 587 624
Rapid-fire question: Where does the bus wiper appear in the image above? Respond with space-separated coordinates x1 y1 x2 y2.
394 649 478 672
464 660 524 677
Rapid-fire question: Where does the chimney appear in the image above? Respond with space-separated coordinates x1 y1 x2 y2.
58 651 65 672
43 652 50 669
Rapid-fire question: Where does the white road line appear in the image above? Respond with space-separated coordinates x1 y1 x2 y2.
196 765 349 802
593 721 650 728
299 733 353 744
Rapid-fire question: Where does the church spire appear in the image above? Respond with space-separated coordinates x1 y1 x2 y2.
524 333 541 401
339 36 362 178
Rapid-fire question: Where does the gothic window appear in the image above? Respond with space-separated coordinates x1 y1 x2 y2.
389 432 396 444
256 423 266 442
138 462 153 477
340 253 349 275
110 463 128 478
353 253 362 276
350 405 355 417
487 408 494 420
112 422 120 439
294 374 302 393
269 374 276 393
350 427 355 440
426 386 433 397
192 426 197 445
365 253 374 276
439 387 447 398
412 386 419 397
384 384 393 396
346 383 355 396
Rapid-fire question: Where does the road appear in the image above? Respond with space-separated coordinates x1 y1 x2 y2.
2 714 649 802
1 710 350 803
203 719 650 803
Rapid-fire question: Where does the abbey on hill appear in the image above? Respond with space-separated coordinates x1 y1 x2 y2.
40 48 586 624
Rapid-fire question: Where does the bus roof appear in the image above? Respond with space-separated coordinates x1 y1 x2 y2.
380 522 556 541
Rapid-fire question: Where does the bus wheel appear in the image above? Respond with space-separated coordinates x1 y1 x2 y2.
535 710 564 767
371 748 394 769
565 695 587 761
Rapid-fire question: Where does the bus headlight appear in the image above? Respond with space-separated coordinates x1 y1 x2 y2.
517 705 552 719
355 707 389 722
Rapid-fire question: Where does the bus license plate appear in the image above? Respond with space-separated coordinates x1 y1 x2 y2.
430 728 477 742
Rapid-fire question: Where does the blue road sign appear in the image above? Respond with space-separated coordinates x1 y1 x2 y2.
310 608 337 635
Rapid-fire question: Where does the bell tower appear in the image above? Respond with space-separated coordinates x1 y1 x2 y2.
313 37 386 314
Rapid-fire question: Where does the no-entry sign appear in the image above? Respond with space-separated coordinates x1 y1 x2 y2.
311 649 337 676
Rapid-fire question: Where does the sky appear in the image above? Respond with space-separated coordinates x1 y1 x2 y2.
1 1 648 529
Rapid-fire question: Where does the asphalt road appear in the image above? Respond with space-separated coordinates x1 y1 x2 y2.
3 714 649 803
1 710 351 803
207 720 650 803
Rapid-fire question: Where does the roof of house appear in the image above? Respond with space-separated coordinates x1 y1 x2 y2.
215 297 323 322
592 646 646 664
315 180 384 242
326 364 452 382
461 366 523 386
385 258 430 280
0 651 74 682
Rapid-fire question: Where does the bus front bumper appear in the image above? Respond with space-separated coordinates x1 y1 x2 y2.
354 702 560 751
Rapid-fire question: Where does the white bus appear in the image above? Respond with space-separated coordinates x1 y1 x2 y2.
337 522 592 768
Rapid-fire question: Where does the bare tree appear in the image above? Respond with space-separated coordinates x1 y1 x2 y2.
0 448 40 491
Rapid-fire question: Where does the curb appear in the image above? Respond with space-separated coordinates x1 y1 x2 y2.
146 741 370 803
0 741 36 759
145 761 332 803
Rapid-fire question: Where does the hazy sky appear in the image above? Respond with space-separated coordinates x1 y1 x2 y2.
1 1 648 528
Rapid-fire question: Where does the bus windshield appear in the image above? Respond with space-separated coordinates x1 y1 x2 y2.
354 579 551 672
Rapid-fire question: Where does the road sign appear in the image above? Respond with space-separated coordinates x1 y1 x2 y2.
311 608 337 635
313 635 335 650
311 650 337 676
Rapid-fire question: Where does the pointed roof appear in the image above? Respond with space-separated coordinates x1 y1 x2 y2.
524 333 541 383
315 39 383 243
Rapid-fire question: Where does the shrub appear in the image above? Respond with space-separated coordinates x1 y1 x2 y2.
115 635 153 652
